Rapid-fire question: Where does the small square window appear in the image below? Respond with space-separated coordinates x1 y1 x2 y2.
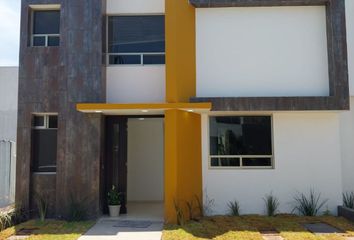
33 115 45 127
31 9 60 47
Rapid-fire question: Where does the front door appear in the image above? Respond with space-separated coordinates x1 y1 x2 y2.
103 117 128 214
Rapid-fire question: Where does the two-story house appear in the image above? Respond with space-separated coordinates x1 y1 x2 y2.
16 0 354 223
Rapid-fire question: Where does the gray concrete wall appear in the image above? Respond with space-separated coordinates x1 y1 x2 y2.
0 67 18 141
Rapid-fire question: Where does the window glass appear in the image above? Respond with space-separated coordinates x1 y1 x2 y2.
209 116 273 168
143 54 165 65
48 36 60 46
210 116 272 156
109 55 141 65
211 157 240 167
32 115 58 173
33 116 45 127
48 115 58 129
33 36 46 46
33 10 60 34
32 129 57 172
108 15 165 53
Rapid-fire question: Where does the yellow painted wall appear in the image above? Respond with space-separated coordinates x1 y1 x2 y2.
165 0 196 102
164 109 202 223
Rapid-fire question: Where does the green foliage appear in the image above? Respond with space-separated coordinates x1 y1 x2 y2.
263 192 280 216
292 189 328 216
67 193 88 222
107 185 122 206
343 192 354 209
34 192 48 222
174 200 185 226
227 200 240 216
194 195 204 218
0 210 13 231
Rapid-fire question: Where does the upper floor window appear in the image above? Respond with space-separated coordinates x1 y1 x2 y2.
32 114 58 173
108 15 165 65
209 116 273 169
31 10 60 47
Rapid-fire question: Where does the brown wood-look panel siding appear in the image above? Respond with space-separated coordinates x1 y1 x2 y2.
16 0 106 219
189 0 349 111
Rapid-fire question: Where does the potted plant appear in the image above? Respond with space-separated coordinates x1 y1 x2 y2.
107 185 122 217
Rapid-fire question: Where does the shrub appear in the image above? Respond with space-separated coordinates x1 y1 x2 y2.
67 193 88 222
263 192 280 217
34 192 48 222
343 192 354 209
292 189 328 216
107 185 122 206
174 200 185 226
228 200 240 216
0 210 13 231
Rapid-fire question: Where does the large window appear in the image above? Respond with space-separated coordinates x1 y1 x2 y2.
32 114 58 173
31 10 60 47
209 116 273 169
108 15 165 65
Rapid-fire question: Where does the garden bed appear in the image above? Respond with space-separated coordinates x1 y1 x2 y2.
0 219 94 240
163 215 354 240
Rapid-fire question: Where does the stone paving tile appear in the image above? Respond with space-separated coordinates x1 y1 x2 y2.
303 223 344 234
7 236 29 240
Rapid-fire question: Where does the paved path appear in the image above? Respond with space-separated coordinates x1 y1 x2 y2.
78 218 163 240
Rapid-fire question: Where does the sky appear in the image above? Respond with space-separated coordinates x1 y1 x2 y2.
0 0 21 66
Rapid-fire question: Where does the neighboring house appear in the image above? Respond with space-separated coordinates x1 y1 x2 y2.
0 66 18 207
16 0 354 223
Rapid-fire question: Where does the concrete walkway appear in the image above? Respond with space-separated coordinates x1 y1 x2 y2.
78 218 163 240
78 202 164 240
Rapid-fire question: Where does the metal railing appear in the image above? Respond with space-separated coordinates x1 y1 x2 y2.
209 155 273 169
107 52 165 65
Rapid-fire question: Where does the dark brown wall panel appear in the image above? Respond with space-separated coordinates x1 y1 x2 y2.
17 0 106 218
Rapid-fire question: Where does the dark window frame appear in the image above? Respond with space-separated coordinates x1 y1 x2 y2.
209 115 274 169
107 14 165 65
31 114 58 173
30 8 61 47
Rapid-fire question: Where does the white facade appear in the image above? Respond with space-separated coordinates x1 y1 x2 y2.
202 112 343 215
106 0 166 103
0 67 18 141
107 66 165 103
196 6 329 97
127 118 164 202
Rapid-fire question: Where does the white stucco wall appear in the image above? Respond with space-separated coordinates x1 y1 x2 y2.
202 112 342 215
0 67 18 141
340 97 354 193
106 66 165 103
127 118 164 202
345 0 354 96
106 0 164 14
196 6 329 98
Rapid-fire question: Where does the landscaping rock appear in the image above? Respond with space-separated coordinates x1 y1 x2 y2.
339 206 354 222
303 223 344 234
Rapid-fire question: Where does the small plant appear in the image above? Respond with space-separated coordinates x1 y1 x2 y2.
292 189 328 216
107 185 122 206
203 191 215 216
0 210 13 231
228 200 240 216
194 194 204 217
35 191 48 222
323 206 332 216
263 192 280 216
67 193 88 221
343 192 354 209
186 199 196 220
174 200 185 226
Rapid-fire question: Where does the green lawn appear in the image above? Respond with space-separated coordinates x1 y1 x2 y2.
0 219 94 240
163 215 354 240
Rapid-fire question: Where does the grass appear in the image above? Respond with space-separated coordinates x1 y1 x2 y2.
0 219 94 240
163 215 354 240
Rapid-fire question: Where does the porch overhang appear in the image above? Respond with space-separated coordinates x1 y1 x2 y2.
76 102 212 115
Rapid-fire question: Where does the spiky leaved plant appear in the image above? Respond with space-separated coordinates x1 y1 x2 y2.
292 189 328 216
343 192 354 209
228 200 240 216
263 192 280 217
